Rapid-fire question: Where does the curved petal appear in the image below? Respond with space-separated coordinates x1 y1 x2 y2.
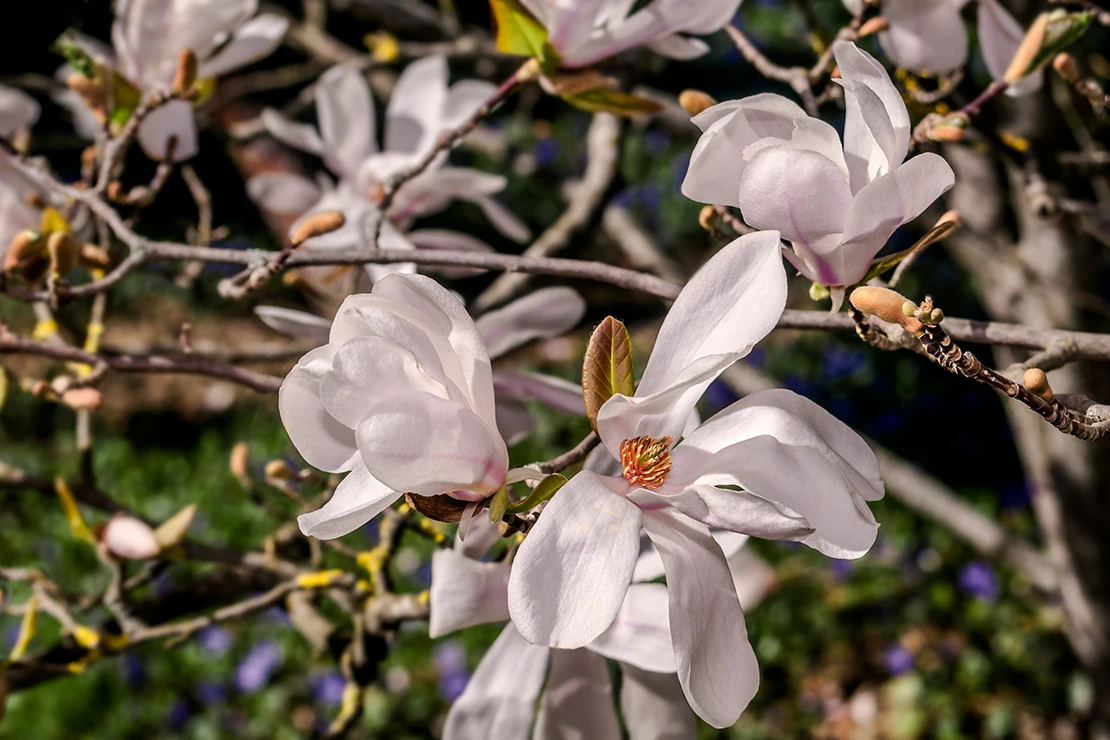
316 65 377 177
620 664 698 740
247 172 322 216
587 582 674 673
429 549 511 637
476 287 586 359
196 14 288 78
493 372 586 416
634 529 749 583
385 55 448 156
495 397 534 446
648 33 710 59
297 463 400 539
278 345 360 473
643 508 759 729
442 79 498 130
791 117 848 178
457 513 503 559
508 471 642 649
442 625 549 740
260 108 324 157
533 649 622 740
474 196 532 242
254 305 330 342
834 41 911 188
729 548 777 611
659 482 815 540
978 0 1044 95
878 0 968 74
137 99 198 161
0 85 40 137
356 391 507 498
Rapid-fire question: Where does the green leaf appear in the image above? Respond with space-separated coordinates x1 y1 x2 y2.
857 218 959 285
561 87 663 117
582 316 635 431
57 39 95 79
507 474 567 514
488 487 509 523
489 0 560 70
1022 11 1093 79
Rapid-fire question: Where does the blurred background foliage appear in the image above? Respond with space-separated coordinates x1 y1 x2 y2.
1 0 1107 737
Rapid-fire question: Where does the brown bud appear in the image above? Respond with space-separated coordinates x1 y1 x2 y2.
78 243 112 270
935 210 960 229
831 66 841 80
698 205 719 232
61 388 103 410
1053 53 1079 83
47 231 78 275
264 459 294 480
1003 12 1050 84
857 16 891 37
3 229 43 274
229 441 250 483
106 181 124 200
66 74 109 121
81 145 99 168
678 89 717 117
291 211 346 245
404 492 470 523
1022 368 1054 401
850 286 924 333
173 48 198 95
24 191 45 210
927 125 965 143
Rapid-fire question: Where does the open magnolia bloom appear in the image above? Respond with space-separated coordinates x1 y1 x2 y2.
431 516 772 738
59 0 287 161
517 0 743 67
249 58 529 290
0 84 40 139
842 0 1041 93
281 274 515 539
681 41 954 303
507 230 883 727
259 286 587 446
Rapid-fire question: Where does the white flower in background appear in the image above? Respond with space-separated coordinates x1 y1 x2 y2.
59 0 287 161
843 0 1042 94
282 274 515 540
0 85 40 139
249 58 530 288
258 286 587 446
681 42 955 302
507 230 884 728
518 0 744 67
0 150 86 266
431 515 774 738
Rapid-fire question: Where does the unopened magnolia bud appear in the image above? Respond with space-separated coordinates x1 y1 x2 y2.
858 16 890 37
291 211 346 245
264 459 294 480
901 300 916 317
79 243 112 270
67 74 108 120
929 308 945 324
1053 52 1079 82
3 229 43 273
47 231 78 275
81 146 98 168
173 48 198 95
698 205 718 232
230 441 250 482
927 125 965 142
935 210 960 229
679 89 717 117
850 286 925 333
102 515 161 560
106 181 124 200
1023 368 1054 401
62 388 103 410
1004 12 1050 84
154 504 196 549
831 66 841 80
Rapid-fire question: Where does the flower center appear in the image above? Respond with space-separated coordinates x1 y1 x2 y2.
620 435 673 490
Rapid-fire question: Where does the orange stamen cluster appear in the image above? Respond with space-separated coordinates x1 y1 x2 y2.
620 435 673 490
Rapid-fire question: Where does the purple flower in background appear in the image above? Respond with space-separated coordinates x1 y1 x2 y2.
434 641 467 676
959 561 1000 602
535 137 561 167
235 641 283 693
167 700 192 729
438 669 470 702
197 625 232 655
883 645 914 675
120 653 146 688
198 681 227 704
314 671 347 707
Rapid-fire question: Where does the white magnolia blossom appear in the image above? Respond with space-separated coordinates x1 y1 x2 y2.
681 42 955 300
59 0 288 161
518 0 743 68
0 84 40 139
259 286 587 446
282 274 530 540
249 58 530 289
507 230 884 727
844 0 1041 94
0 150 83 264
431 515 773 738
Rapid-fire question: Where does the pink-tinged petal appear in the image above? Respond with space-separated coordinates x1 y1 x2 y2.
620 665 698 740
476 287 586 359
534 649 622 740
791 117 848 178
137 99 198 161
260 108 325 156
429 549 510 637
297 463 400 539
736 145 851 259
643 508 759 728
442 80 497 130
385 55 448 156
103 516 161 560
835 152 955 285
495 398 534 446
196 14 288 78
661 482 815 540
682 94 804 206
247 172 322 216
729 548 777 611
834 41 911 187
978 0 1043 95
356 391 507 498
278 345 360 473
647 34 710 60
474 196 531 242
508 470 642 648
254 306 330 343
315 65 377 177
457 514 503 559
493 372 586 416
587 582 674 672
878 0 968 74
442 625 549 740
0 85 40 137
390 167 510 224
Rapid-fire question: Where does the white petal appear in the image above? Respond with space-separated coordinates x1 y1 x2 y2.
878 0 968 74
647 34 710 60
356 391 507 498
287 187 368 252
495 398 535 446
260 108 324 156
279 345 360 473
620 664 698 740
493 372 586 416
247 172 322 216
0 85 40 137
508 470 642 649
661 483 815 540
254 305 330 342
297 463 400 539
137 99 198 161
634 529 749 583
834 41 911 187
587 582 674 673
385 55 448 156
791 117 848 179
196 14 288 78
429 549 511 637
533 649 622 740
316 65 377 177
729 548 777 611
476 287 586 359
103 516 161 560
442 79 497 130
474 196 532 243
978 0 1043 95
443 625 549 740
643 509 759 728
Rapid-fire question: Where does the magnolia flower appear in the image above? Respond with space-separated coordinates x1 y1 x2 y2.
282 274 522 539
517 0 743 67
60 0 287 161
844 0 1041 94
0 85 40 139
0 149 87 268
259 286 586 445
249 58 529 290
507 230 883 727
681 42 955 302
